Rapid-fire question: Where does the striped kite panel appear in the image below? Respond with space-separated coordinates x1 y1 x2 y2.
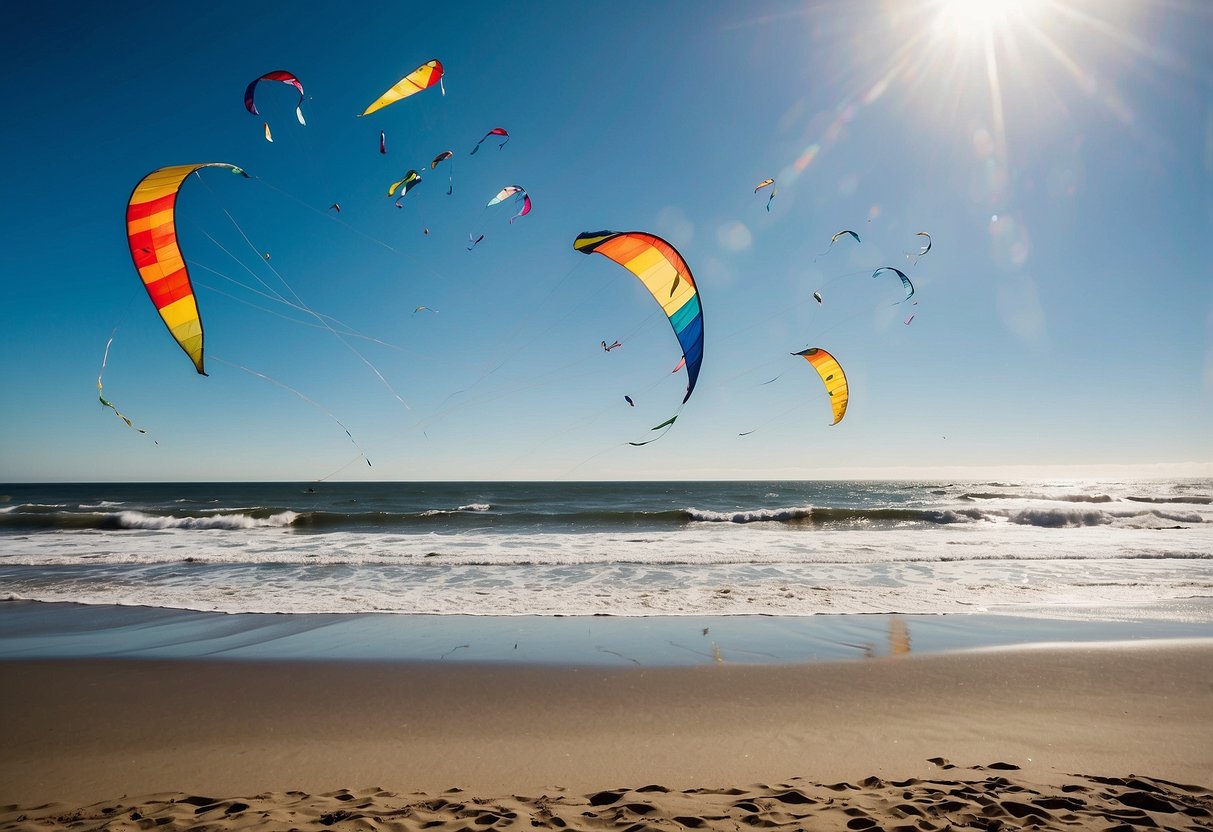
125 162 247 375
574 230 704 403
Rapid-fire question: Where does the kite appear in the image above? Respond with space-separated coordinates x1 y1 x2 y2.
574 231 704 404
467 233 484 250
820 229 860 255
360 59 444 117
625 395 635 407
872 266 915 303
380 131 387 154
813 291 823 304
388 169 422 198
487 185 531 223
915 231 932 258
328 203 341 212
754 178 776 212
263 122 273 142
244 70 306 125
126 163 249 375
414 306 437 314
471 127 509 154
794 347 849 425
629 415 678 446
431 149 454 194
602 340 622 352
904 314 915 325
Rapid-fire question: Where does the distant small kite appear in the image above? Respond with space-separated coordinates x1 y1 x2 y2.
467 233 485 250
431 150 454 194
360 59 444 117
754 178 776 212
624 395 635 407
380 131 387 154
602 340 622 352
471 127 509 154
388 169 422 198
873 266 915 303
821 229 860 255
487 185 531 223
244 70 306 128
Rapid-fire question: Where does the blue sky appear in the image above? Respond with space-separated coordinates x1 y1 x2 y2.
1 0 1210 482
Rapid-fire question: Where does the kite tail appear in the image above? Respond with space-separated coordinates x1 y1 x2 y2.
629 411 681 447
97 332 156 442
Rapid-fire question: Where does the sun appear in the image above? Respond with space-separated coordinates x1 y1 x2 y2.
931 0 1048 42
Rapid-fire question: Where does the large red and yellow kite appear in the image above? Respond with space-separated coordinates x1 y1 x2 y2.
125 163 248 375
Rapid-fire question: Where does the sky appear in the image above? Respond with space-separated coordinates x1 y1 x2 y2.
1 0 1211 483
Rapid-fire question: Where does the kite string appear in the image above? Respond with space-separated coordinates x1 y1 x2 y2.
209 355 372 468
735 398 803 439
414 258 596 423
251 175 455 287
195 174 413 412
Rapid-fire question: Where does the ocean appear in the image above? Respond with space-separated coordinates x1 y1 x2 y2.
2 479 1210 620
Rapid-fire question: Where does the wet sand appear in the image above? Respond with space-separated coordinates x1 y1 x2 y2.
2 641 1211 829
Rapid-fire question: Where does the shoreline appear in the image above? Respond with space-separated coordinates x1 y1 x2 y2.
2 642 1211 815
3 598 1213 666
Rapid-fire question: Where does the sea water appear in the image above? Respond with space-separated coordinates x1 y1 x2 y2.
2 479 1210 620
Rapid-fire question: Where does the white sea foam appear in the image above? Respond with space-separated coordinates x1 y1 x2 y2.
419 503 492 516
687 506 814 523
3 480 1210 619
109 510 299 530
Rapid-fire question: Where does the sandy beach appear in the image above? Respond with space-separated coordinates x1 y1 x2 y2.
2 640 1210 830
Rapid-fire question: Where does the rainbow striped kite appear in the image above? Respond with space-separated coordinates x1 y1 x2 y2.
574 231 704 404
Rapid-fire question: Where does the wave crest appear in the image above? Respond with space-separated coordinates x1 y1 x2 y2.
688 506 814 523
106 510 299 530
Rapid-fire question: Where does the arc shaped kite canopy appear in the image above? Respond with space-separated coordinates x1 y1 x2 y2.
916 231 932 255
244 70 306 125
872 266 915 303
360 59 444 117
125 163 250 375
574 230 704 404
794 347 848 425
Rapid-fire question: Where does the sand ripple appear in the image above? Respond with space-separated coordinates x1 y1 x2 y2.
2 763 1210 831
